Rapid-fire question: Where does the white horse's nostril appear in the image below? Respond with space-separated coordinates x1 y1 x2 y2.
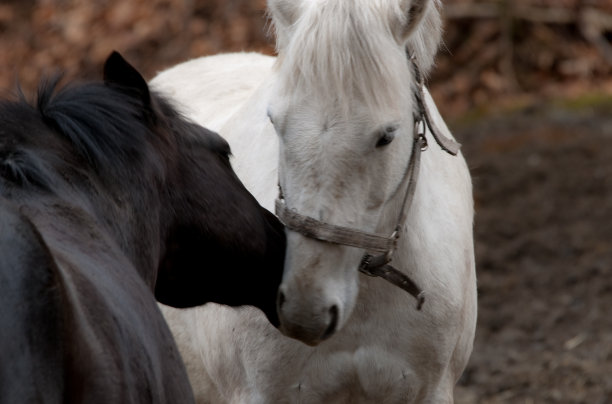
321 304 339 341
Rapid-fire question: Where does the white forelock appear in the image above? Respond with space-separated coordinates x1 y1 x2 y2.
270 0 442 115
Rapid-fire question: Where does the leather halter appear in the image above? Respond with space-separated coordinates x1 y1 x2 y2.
274 56 460 310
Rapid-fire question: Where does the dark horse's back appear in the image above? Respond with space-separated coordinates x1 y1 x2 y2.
0 200 194 403
0 54 198 403
0 200 64 402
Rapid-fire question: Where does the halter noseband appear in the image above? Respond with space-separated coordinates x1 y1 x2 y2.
274 55 460 310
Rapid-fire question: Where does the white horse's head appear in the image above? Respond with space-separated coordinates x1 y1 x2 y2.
267 0 442 345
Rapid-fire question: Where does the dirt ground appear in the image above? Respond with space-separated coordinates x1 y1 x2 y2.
2 1 611 403
453 102 612 403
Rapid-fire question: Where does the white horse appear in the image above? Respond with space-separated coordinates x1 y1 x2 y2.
151 0 476 402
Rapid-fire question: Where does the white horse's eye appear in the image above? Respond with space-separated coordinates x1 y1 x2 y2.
376 126 396 147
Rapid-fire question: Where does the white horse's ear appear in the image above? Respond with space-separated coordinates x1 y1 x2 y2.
268 0 301 29
397 0 442 76
398 0 433 40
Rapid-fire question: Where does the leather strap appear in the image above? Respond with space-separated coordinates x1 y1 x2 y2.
275 198 396 254
411 56 461 156
359 254 425 310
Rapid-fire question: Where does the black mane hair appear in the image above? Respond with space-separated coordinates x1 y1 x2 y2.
0 77 154 191
0 71 231 195
36 75 151 172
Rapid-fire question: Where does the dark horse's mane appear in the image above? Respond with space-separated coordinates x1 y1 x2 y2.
1 77 145 190
0 75 229 192
36 76 150 172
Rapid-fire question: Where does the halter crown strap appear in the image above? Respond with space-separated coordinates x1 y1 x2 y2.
410 55 462 156
417 86 461 155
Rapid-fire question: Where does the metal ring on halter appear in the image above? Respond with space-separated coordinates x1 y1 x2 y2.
414 115 428 152
419 134 428 152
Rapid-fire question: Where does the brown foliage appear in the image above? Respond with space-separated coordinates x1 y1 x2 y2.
1 0 611 117
0 0 273 96
431 0 612 116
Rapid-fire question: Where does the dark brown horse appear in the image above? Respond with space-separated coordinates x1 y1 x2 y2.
0 52 285 403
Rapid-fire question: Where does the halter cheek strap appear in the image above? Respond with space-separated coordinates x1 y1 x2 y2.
274 56 460 310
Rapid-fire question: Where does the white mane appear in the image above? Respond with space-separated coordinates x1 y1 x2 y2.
271 0 442 115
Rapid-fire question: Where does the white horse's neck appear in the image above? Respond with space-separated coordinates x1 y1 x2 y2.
218 77 280 211
151 53 280 210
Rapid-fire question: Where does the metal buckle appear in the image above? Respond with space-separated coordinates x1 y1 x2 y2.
419 133 428 152
358 254 376 277
414 117 428 151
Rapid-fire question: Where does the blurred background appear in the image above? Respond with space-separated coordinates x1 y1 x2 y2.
1 0 610 402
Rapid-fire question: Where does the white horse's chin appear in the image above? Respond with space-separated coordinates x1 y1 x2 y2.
277 320 335 347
